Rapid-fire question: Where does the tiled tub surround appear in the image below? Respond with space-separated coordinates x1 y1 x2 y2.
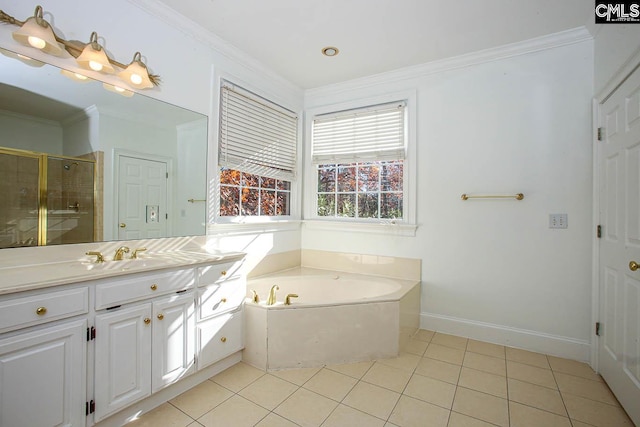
244 263 421 370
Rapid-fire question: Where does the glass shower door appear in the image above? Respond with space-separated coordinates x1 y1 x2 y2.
0 150 41 248
46 157 95 245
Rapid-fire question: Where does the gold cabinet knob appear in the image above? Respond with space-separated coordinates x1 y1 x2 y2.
144 317 151 325
221 298 227 303
220 337 227 343
36 306 47 316
221 270 227 276
119 223 127 228
157 313 164 320
150 284 158 291
630 261 639 272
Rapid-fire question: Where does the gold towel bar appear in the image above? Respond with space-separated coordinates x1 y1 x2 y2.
187 198 206 203
461 193 524 201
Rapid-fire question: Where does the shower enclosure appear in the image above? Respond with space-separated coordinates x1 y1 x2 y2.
0 147 96 248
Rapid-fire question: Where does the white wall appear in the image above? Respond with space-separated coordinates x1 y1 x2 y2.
0 110 63 153
303 39 594 359
593 24 640 95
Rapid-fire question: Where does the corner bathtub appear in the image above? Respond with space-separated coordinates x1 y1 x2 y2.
243 268 420 370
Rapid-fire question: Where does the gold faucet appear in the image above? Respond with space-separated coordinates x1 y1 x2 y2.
267 285 279 305
114 246 130 261
285 294 298 305
250 290 260 303
86 251 105 263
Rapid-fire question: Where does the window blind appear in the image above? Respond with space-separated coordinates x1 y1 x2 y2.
219 83 298 180
312 101 406 164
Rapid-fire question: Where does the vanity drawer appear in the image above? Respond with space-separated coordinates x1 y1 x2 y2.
196 310 243 370
95 269 195 310
197 278 246 320
0 287 89 333
197 261 243 286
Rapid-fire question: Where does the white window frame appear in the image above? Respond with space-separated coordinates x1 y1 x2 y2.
304 91 417 235
214 78 301 226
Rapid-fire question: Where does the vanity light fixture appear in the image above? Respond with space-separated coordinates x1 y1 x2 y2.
60 69 90 83
118 51 153 89
321 46 339 57
0 5 161 88
76 32 115 73
11 6 63 56
102 82 134 97
0 46 44 67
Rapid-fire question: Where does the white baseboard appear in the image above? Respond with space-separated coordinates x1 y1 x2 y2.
421 312 591 363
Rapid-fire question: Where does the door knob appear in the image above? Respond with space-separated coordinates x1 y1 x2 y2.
119 223 126 228
630 261 639 272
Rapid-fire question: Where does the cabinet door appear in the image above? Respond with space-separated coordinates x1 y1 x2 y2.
196 310 243 370
0 319 86 427
94 304 152 422
152 293 195 392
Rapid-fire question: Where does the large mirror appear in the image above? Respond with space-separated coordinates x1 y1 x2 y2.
0 47 208 249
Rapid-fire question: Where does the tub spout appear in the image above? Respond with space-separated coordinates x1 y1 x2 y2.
267 285 279 305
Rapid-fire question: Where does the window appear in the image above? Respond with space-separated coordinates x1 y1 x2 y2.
218 82 297 218
312 101 406 221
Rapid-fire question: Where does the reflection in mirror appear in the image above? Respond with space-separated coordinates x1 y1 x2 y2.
0 47 208 249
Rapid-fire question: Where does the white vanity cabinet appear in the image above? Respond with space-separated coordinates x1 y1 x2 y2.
93 269 196 422
0 288 89 427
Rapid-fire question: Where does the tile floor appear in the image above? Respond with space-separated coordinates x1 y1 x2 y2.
127 330 635 427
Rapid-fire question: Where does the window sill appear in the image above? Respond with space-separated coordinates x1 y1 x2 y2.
303 220 417 236
207 220 301 236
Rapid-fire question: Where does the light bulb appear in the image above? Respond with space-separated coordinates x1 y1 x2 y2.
88 60 103 71
75 73 88 80
114 86 125 93
27 36 46 49
130 74 143 85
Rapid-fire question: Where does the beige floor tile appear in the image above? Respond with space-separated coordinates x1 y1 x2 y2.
452 388 509 427
210 362 264 392
505 347 549 369
506 360 557 389
466 340 505 359
415 357 461 384
170 380 233 419
403 373 456 409
570 421 598 427
322 404 386 427
274 388 338 427
343 381 401 420
508 401 571 427
126 403 193 427
198 395 269 427
414 329 435 342
326 361 374 379
388 395 450 427
562 393 634 427
547 356 601 381
458 367 506 398
271 366 321 386
447 412 499 426
238 374 299 410
553 372 618 406
254 413 299 427
404 339 429 356
463 352 506 376
507 378 567 416
303 368 357 401
431 333 468 350
362 362 413 393
187 422 203 427
377 352 421 372
424 343 465 365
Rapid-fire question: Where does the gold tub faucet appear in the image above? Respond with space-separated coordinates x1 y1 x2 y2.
267 285 279 305
285 294 298 305
250 289 260 303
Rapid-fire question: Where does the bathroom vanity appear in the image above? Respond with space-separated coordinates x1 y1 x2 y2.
0 250 246 427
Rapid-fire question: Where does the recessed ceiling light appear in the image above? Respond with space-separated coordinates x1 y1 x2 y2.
322 46 339 57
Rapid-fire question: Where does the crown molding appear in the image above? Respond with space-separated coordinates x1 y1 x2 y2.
126 0 302 95
306 27 593 98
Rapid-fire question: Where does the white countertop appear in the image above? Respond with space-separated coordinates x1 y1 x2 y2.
0 250 245 296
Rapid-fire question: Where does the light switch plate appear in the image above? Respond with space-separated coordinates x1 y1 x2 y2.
549 213 568 229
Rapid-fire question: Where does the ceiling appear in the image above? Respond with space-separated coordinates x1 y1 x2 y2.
154 0 593 89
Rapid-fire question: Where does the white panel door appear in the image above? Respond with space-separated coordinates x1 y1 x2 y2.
599 65 640 426
94 304 152 422
118 155 168 240
0 319 86 427
151 292 195 392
